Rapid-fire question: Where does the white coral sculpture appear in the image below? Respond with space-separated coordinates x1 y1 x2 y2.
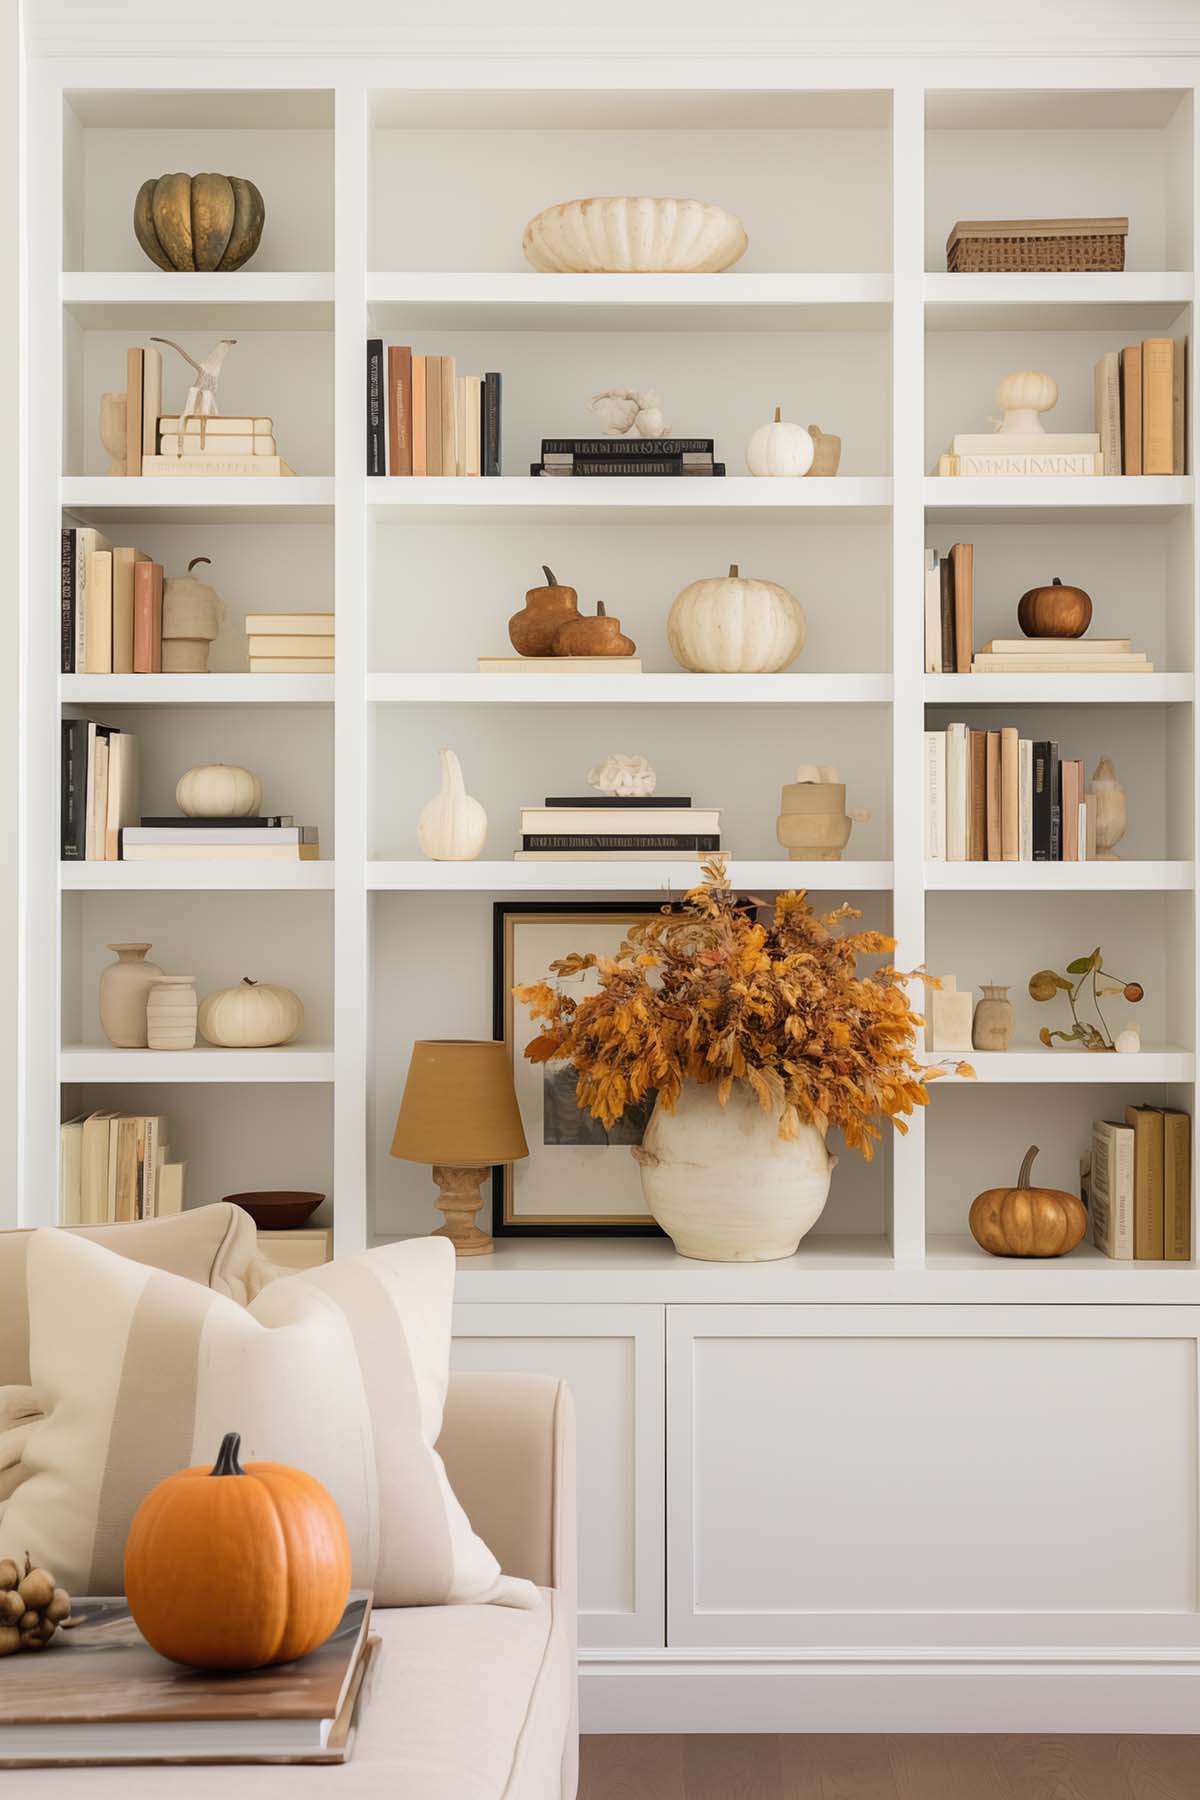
587 753 658 798
588 389 670 438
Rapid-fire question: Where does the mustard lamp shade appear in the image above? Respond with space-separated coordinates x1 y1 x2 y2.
390 1040 529 1167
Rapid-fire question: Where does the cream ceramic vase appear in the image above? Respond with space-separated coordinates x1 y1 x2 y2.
632 1081 835 1262
972 984 1014 1052
99 943 164 1048
146 976 198 1050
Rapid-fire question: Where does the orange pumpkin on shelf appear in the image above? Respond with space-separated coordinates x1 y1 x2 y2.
1016 576 1093 640
968 1145 1088 1258
553 602 637 658
124 1432 351 1670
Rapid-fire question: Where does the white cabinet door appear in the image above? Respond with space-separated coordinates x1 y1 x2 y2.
453 1302 665 1648
668 1304 1200 1651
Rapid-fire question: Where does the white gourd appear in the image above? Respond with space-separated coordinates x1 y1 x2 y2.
417 749 488 861
198 977 304 1048
667 564 806 673
176 763 262 819
745 407 814 478
162 557 225 641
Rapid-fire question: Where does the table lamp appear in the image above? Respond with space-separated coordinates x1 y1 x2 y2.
390 1040 529 1257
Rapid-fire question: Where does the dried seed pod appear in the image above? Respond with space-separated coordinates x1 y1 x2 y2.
18 1610 38 1632
0 1590 24 1622
18 1631 45 1651
18 1569 55 1610
45 1589 71 1623
0 1625 19 1656
34 1617 56 1642
0 1559 18 1591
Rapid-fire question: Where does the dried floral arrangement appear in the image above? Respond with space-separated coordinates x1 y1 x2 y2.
517 859 968 1159
1029 948 1144 1051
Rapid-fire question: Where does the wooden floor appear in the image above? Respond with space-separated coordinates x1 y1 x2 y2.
578 1735 1200 1799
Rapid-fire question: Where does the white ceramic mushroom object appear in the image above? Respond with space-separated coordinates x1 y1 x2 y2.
994 369 1058 435
745 408 814 477
417 748 488 861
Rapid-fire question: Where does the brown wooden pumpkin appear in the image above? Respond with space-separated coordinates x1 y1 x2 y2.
124 1432 351 1670
969 1145 1088 1258
508 566 580 656
134 174 266 273
1017 577 1093 640
552 602 637 658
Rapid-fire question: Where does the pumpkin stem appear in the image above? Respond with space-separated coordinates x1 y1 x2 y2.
241 977 258 988
596 601 607 617
542 565 556 587
210 1432 245 1477
1017 1145 1039 1187
187 556 212 573
728 563 739 578
1052 578 1062 587
773 406 782 422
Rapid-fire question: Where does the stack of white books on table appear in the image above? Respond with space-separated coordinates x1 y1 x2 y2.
245 612 335 674
121 816 320 862
935 432 1103 477
144 415 295 478
970 637 1153 674
515 794 720 861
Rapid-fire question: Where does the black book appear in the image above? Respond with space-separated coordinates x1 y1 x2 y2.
1032 741 1062 861
61 719 86 860
541 437 715 456
483 372 502 477
939 554 956 674
60 527 75 675
138 815 296 829
366 339 385 476
1047 742 1062 861
523 834 720 853
532 462 726 477
544 795 692 808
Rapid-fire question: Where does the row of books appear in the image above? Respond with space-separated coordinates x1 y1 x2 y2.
531 437 725 478
120 819 320 863
366 341 501 477
514 794 719 861
923 543 973 674
246 611 335 675
61 721 138 860
121 346 294 477
60 1110 185 1226
924 727 1099 862
61 529 163 675
1094 338 1187 476
1087 1106 1191 1261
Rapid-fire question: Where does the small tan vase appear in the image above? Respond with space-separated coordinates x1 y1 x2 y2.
972 984 1014 1052
99 944 164 1048
146 977 199 1051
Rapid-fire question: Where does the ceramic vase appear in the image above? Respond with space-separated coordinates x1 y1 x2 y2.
99 943 164 1048
631 1081 835 1262
1091 755 1127 860
972 984 1014 1052
99 391 127 476
776 780 853 862
146 976 198 1051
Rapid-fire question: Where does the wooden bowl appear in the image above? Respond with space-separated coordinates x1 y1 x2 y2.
224 1190 324 1230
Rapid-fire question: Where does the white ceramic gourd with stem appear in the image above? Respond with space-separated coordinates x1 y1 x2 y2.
417 749 488 861
745 407 814 477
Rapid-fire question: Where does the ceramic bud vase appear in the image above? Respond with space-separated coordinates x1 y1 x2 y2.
972 984 1014 1052
99 943 164 1048
632 1081 836 1262
146 976 198 1051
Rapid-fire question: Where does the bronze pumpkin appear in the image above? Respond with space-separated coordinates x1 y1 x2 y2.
969 1145 1088 1258
1016 576 1093 640
134 174 266 273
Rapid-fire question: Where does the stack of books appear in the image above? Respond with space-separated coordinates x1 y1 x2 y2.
925 726 1098 862
59 1110 184 1225
1087 1107 1191 1261
971 637 1153 674
923 542 973 673
367 341 501 476
1093 338 1187 475
515 794 720 861
935 433 1103 477
60 721 138 861
121 345 294 476
120 816 320 864
60 529 164 674
531 438 725 477
245 611 335 674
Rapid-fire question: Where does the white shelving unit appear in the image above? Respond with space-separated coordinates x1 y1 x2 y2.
20 57 1200 1731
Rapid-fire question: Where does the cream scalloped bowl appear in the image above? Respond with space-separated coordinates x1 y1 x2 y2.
522 196 749 274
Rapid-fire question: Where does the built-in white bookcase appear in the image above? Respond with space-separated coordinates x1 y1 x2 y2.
20 75 1199 1266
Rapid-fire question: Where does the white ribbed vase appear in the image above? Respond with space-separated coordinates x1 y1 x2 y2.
146 976 198 1051
522 197 748 274
632 1081 835 1262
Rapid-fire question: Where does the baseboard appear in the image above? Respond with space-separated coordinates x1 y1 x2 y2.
579 1651 1200 1733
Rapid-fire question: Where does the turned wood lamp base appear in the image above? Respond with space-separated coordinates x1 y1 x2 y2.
430 1163 494 1257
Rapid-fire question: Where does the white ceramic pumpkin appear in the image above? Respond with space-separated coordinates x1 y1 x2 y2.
176 763 263 819
745 408 814 478
667 564 806 673
198 977 304 1048
995 368 1058 434
417 749 487 861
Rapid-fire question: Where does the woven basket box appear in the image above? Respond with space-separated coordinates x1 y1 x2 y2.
946 217 1129 273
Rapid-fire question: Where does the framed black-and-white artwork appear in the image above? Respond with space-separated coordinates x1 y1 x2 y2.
492 900 667 1236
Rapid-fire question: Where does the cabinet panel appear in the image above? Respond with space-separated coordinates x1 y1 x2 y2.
453 1302 665 1648
668 1305 1200 1649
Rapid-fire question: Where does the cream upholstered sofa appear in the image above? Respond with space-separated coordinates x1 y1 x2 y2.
0 1205 579 1799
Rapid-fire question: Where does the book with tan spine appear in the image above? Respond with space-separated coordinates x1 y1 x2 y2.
245 613 334 635
1162 1110 1192 1261
1093 350 1121 474
111 547 150 674
1000 727 1019 861
248 636 335 658
159 433 277 456
1121 343 1142 475
159 415 273 434
125 348 144 478
982 638 1133 654
1125 1104 1165 1259
249 657 335 674
1142 337 1174 475
84 549 114 673
1091 1119 1134 1259
141 455 295 478
1173 336 1188 474
968 729 986 862
949 542 973 673
477 656 641 673
985 730 1002 860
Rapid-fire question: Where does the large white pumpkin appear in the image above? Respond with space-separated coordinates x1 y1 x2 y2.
745 408 814 478
176 763 263 819
198 977 304 1048
667 564 806 673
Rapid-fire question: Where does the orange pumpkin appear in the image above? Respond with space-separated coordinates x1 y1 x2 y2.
968 1145 1088 1258
124 1432 351 1670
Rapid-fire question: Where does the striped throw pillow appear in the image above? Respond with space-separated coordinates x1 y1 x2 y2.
0 1229 537 1610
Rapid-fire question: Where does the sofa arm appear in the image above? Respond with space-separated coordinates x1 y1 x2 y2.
438 1371 576 1604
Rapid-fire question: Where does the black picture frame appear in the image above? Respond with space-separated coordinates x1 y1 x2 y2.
491 899 668 1237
